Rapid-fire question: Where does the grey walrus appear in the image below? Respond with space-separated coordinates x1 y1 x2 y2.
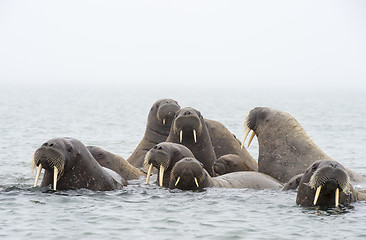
32 137 125 191
87 146 145 181
144 142 195 187
127 99 180 169
169 157 282 191
296 160 366 207
242 107 365 183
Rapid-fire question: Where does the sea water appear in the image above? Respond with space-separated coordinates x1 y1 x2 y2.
1 84 365 239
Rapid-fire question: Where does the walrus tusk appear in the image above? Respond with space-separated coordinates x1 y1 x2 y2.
53 166 58 191
180 130 183 143
146 163 153 184
193 129 197 143
194 177 199 188
247 131 256 148
313 185 322 205
159 165 165 187
163 118 166 125
335 188 339 207
175 177 181 186
242 128 251 149
33 164 42 187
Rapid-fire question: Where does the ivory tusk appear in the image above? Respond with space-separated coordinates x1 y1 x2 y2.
193 129 197 143
163 118 166 125
146 163 153 184
33 164 42 187
313 185 322 205
242 128 251 149
175 177 181 186
247 131 256 148
53 166 58 191
180 130 183 143
159 165 165 187
194 177 199 188
335 188 339 207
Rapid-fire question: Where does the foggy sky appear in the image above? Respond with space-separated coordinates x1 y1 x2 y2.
1 0 365 88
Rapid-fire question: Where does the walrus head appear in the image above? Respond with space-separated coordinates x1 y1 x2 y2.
171 107 204 144
150 99 180 125
31 137 82 190
144 142 195 187
241 107 299 148
169 157 207 190
296 160 354 207
144 142 173 187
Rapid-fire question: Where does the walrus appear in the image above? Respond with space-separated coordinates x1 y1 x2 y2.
169 157 282 190
144 142 195 187
205 119 258 175
166 107 216 176
242 107 365 183
282 174 304 191
32 137 125 191
127 99 181 169
296 160 366 207
87 146 145 181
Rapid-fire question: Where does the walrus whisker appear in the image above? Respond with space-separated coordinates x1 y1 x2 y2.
159 165 165 187
33 164 43 187
53 166 58 191
193 129 197 143
313 185 322 205
146 163 153 184
247 131 256 148
335 188 339 207
175 176 180 186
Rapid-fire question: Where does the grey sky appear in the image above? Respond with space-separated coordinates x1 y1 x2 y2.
1 0 365 88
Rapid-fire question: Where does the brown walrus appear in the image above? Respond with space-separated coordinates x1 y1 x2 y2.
143 142 195 187
169 157 282 191
87 146 145 181
296 160 366 207
166 107 216 176
205 119 258 175
127 99 180 169
32 137 125 191
242 107 365 183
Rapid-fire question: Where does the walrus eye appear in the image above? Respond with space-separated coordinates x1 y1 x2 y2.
158 146 163 150
67 147 73 152
312 164 319 172
97 152 102 156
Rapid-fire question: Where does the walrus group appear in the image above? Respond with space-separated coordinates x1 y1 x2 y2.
31 99 366 208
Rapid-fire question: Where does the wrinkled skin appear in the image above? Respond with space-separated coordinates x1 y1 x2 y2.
206 119 258 175
296 160 358 207
169 157 282 191
244 107 365 183
166 107 216 176
87 146 144 181
127 99 181 169
32 137 124 191
144 142 195 187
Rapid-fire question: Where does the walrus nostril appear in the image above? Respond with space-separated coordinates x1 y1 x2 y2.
50 143 54 147
153 145 158 149
158 146 163 150
183 111 191 116
42 143 48 147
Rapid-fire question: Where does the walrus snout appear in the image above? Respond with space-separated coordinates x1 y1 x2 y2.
32 146 65 190
173 109 203 143
170 158 204 190
157 100 180 125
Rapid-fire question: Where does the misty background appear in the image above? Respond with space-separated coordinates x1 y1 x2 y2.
0 0 365 89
